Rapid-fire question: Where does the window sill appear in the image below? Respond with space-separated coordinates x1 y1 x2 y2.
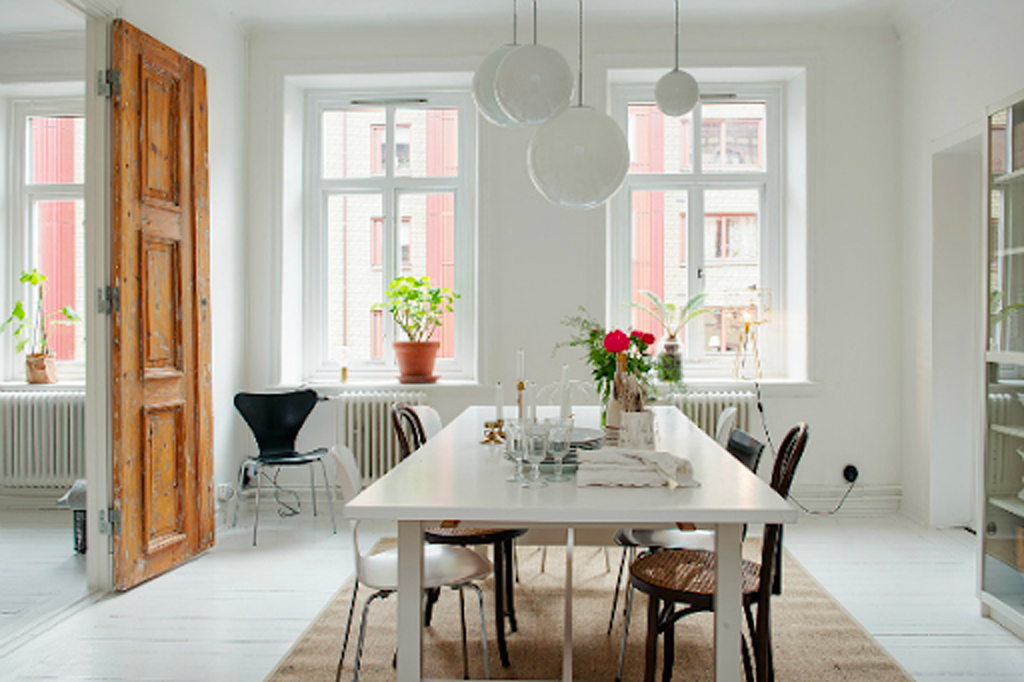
665 378 819 398
0 381 86 391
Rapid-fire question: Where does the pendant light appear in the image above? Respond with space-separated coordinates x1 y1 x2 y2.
473 0 523 127
655 0 699 117
494 0 573 126
527 0 629 210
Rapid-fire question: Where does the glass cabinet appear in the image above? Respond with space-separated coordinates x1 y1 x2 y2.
984 93 1024 635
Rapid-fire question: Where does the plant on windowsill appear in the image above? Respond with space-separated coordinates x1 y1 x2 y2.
374 275 459 384
631 290 709 386
1 269 81 384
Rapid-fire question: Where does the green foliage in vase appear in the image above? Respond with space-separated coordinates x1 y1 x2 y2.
374 275 459 343
630 290 710 340
555 308 656 404
0 269 81 357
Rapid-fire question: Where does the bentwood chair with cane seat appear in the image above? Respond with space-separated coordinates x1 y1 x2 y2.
627 423 809 682
332 448 491 682
232 389 337 546
608 428 766 638
391 403 526 669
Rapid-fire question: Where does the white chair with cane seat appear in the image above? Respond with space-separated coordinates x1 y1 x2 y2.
333 448 491 682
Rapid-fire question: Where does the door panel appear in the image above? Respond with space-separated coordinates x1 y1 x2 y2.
110 19 212 590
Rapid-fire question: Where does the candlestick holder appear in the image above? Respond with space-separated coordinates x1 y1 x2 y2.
482 419 505 444
517 380 525 420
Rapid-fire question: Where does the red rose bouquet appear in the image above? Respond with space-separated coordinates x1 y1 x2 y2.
557 309 656 404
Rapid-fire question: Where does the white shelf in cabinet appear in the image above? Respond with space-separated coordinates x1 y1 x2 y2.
991 495 1024 517
991 424 1024 439
987 351 1024 366
993 167 1024 185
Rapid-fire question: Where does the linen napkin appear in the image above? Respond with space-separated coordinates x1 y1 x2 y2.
576 447 698 488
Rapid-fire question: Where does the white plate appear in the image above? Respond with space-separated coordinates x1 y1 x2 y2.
571 427 604 445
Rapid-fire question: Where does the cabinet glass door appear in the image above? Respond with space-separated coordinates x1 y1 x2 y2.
989 103 1024 353
984 362 1024 614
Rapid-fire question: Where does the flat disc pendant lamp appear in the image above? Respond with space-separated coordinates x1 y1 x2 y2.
527 0 629 209
494 0 573 126
473 0 523 127
656 0 699 117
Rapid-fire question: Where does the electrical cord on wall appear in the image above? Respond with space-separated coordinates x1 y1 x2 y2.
753 380 856 515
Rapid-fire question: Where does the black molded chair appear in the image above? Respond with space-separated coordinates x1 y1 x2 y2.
233 389 336 546
391 403 526 669
628 423 809 682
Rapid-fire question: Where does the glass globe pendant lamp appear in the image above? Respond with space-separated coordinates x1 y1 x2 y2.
494 0 573 126
527 0 629 209
472 0 523 127
656 0 700 117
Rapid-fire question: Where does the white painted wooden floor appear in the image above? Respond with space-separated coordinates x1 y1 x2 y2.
1 508 1022 681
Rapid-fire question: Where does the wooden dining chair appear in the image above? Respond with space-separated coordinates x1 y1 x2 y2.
390 403 526 669
625 423 809 682
609 428 767 640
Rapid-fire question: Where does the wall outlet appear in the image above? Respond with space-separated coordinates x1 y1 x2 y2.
843 465 859 483
216 483 235 502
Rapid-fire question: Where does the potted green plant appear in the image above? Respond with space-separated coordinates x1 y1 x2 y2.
375 275 458 383
1 269 81 384
631 290 709 383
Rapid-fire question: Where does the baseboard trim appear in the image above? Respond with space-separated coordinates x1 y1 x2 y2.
787 484 902 515
0 488 67 510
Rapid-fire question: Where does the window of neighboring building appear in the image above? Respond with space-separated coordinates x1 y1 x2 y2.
611 85 784 379
6 99 86 381
306 91 475 380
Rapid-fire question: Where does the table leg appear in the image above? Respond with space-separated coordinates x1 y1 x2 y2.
494 540 511 668
397 520 423 682
714 523 743 682
563 527 574 682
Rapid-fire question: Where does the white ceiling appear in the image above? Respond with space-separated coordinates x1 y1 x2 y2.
0 0 83 34
221 0 949 34
0 0 949 37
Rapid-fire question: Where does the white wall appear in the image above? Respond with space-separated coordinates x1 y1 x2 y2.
245 18 904 504
117 0 248 489
900 0 1024 525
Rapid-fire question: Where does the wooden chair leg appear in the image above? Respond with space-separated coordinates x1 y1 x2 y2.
424 587 441 627
661 613 674 682
644 594 659 682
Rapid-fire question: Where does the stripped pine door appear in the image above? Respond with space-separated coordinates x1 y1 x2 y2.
110 20 213 590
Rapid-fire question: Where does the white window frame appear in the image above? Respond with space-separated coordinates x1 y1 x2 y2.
302 89 477 382
5 97 85 383
609 83 785 380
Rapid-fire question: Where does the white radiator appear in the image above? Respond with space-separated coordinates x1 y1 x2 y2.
0 390 86 488
667 391 757 438
332 390 425 483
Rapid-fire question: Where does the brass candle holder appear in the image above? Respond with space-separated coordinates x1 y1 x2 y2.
482 419 505 444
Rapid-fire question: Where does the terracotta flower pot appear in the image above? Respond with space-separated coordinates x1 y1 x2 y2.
25 353 58 384
394 341 440 384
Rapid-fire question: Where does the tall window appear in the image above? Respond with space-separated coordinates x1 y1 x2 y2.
6 99 86 380
612 86 781 378
306 91 475 380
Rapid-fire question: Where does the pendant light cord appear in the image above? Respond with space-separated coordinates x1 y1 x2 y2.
513 0 518 45
577 0 584 107
674 0 680 71
533 0 538 45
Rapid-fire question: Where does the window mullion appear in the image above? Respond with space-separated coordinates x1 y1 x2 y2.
688 188 706 360
381 106 398 364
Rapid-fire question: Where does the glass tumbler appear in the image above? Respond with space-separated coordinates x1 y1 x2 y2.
545 417 574 481
522 420 550 488
504 418 526 483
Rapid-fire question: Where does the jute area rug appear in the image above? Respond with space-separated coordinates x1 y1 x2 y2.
268 540 913 681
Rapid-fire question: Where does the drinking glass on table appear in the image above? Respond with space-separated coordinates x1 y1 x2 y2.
505 418 527 483
522 420 550 488
545 417 574 482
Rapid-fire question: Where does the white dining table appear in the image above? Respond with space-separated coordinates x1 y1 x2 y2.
343 404 797 682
